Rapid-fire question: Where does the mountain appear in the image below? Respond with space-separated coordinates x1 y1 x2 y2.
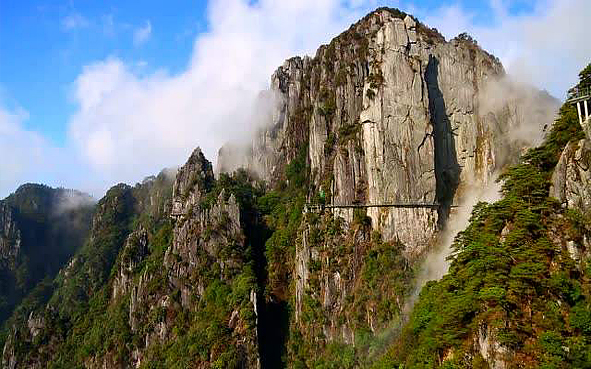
2 7 588 368
218 8 556 254
0 184 94 324
377 103 590 367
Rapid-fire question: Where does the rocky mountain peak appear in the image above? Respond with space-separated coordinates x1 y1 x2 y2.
171 147 214 217
218 5 528 255
0 8 579 369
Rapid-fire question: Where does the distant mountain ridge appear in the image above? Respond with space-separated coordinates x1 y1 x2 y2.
0 183 94 324
1 7 588 369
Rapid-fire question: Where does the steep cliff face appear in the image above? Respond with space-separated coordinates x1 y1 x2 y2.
158 148 259 368
0 203 20 268
99 152 258 368
551 131 591 214
219 8 537 254
217 8 557 366
377 102 591 368
550 116 591 262
1 7 571 369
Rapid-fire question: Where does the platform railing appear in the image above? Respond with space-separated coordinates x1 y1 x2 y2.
567 87 591 103
304 202 459 212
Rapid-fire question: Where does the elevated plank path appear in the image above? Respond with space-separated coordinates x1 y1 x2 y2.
305 202 458 212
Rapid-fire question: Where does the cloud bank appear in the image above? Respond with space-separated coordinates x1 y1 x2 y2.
65 0 373 195
421 0 591 98
1 0 590 198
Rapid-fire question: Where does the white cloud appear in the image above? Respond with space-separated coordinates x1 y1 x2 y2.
67 0 374 190
61 13 89 30
133 20 152 46
0 106 54 196
420 0 591 98
66 0 591 193
0 101 106 198
3 0 590 198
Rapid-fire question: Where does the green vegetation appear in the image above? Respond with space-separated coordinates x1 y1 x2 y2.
368 72 384 90
259 146 309 299
454 32 478 45
1 166 266 367
339 123 362 145
376 102 591 367
0 184 93 326
335 65 348 86
4 12 590 369
289 212 415 368
318 87 337 117
50 184 136 318
578 63 591 90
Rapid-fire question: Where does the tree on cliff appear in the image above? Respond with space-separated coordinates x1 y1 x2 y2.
578 63 591 90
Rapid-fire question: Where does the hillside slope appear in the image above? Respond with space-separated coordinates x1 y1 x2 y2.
217 7 556 367
0 184 93 325
377 68 591 368
0 7 574 369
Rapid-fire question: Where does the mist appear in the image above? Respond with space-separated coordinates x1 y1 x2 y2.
62 1 376 197
415 180 502 290
215 89 283 176
422 0 591 98
54 189 95 216
1 0 589 202
412 75 560 301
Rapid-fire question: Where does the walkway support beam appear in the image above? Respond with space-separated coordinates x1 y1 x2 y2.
304 202 459 213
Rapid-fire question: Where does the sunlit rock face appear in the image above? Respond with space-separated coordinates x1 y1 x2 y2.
220 9 548 256
0 203 20 267
219 11 558 358
551 138 591 213
1 8 564 369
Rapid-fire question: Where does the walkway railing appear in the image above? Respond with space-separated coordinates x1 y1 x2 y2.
305 202 458 212
567 87 591 103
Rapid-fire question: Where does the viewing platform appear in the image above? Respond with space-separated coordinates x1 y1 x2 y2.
566 87 591 126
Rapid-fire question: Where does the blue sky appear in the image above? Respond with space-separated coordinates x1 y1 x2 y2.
0 0 589 198
1 0 205 145
0 0 539 147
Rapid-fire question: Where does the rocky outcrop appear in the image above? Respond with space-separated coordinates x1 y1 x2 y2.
551 139 591 212
219 8 549 256
170 147 213 217
0 203 20 267
166 147 244 299
217 10 558 352
1 149 261 368
26 312 45 339
550 131 591 264
112 227 149 300
125 149 258 368
2 328 17 369
581 116 591 141
475 323 508 369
